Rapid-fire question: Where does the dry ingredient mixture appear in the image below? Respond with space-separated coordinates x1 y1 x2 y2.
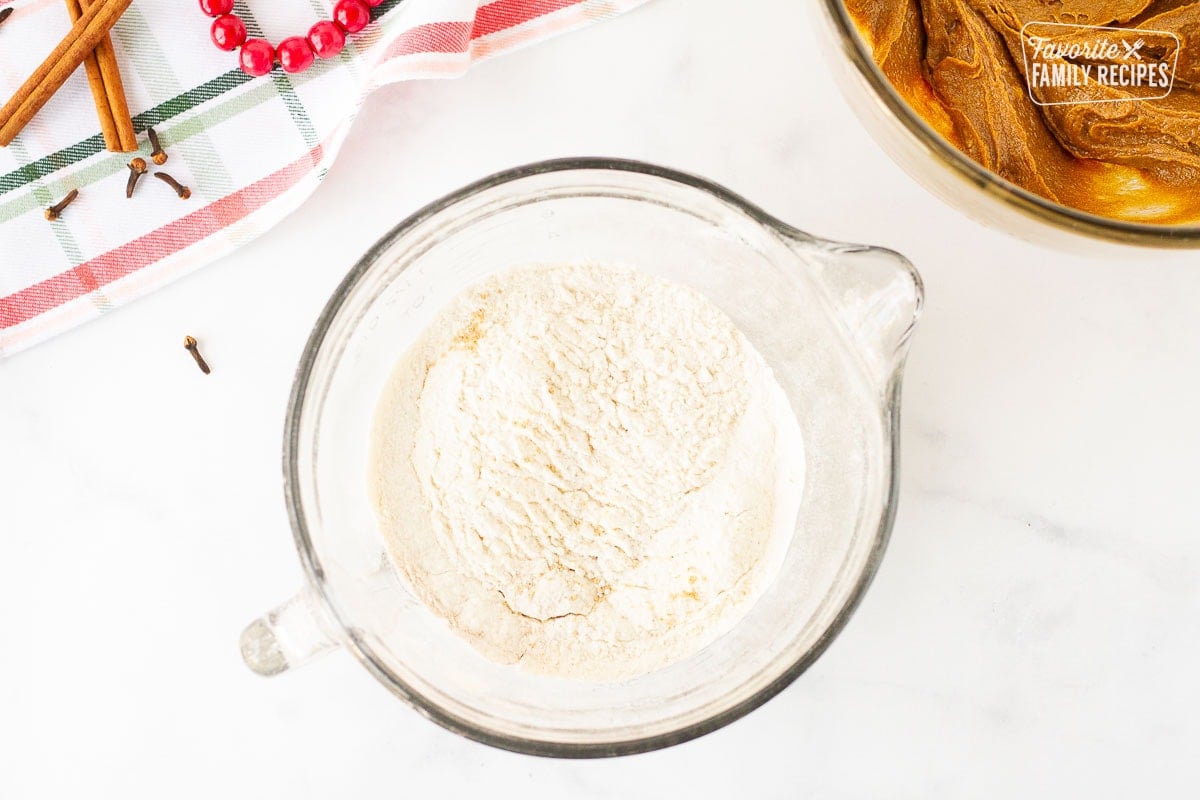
370 264 804 681
845 0 1200 224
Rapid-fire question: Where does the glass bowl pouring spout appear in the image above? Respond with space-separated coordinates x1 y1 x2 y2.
785 231 924 396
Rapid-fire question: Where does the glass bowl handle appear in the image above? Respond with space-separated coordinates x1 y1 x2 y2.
240 588 340 676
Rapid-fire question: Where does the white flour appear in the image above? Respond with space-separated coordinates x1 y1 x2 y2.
370 264 804 681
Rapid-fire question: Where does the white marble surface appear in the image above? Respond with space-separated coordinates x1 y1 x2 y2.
3 0 1199 796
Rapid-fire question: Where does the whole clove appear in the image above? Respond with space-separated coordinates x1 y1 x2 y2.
44 188 79 221
126 156 147 198
154 171 191 200
147 126 167 165
183 335 210 375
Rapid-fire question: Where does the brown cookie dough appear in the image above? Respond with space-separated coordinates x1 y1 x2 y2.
846 0 1200 224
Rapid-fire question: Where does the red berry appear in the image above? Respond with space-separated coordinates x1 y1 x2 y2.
239 38 275 77
363 0 385 6
277 36 315 73
307 21 346 59
210 15 247 52
198 0 233 17
333 0 371 33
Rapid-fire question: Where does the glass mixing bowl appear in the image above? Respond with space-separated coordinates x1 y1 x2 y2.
239 158 923 756
816 0 1200 249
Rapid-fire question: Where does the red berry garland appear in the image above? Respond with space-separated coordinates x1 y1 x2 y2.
199 0 234 16
211 15 247 52
238 38 275 77
333 0 371 33
200 0 383 75
307 20 345 59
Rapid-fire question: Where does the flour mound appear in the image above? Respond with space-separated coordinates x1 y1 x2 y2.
370 264 804 681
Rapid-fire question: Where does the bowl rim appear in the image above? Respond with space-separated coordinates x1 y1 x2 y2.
281 157 908 757
819 0 1200 248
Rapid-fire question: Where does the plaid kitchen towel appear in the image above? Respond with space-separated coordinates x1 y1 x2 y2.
0 0 648 358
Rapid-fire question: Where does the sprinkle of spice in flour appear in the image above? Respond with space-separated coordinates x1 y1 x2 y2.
368 264 806 681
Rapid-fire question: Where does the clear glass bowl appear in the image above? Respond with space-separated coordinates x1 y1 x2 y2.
816 0 1200 249
239 159 923 756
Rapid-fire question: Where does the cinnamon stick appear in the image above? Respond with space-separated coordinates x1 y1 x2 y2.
0 0 133 147
63 0 119 151
80 0 136 151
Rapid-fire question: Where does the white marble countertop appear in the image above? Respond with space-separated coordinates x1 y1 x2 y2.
3 0 1198 796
